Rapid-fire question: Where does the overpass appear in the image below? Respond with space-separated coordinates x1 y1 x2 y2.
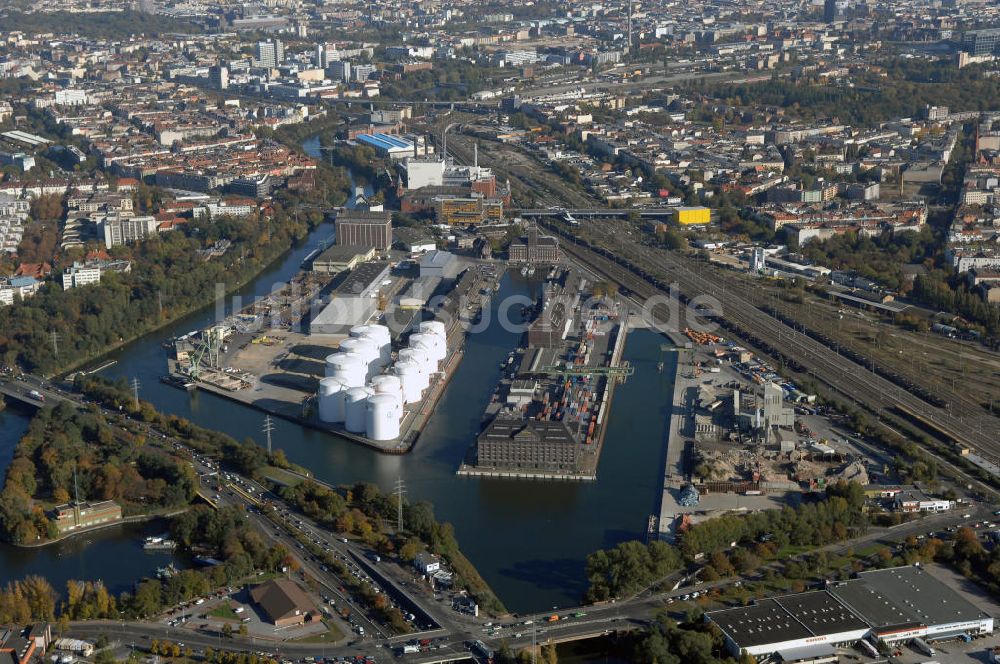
514 207 683 219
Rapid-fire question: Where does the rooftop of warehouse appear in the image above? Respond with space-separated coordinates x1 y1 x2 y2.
835 566 990 629
357 132 412 150
335 208 392 223
708 591 867 648
479 417 578 446
708 598 814 648
420 249 456 269
333 260 391 296
314 244 374 263
774 589 868 636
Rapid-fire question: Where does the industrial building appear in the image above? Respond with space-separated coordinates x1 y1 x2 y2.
310 245 376 275
419 250 460 280
509 227 560 264
50 500 123 534
356 133 432 159
334 209 392 250
708 566 994 659
393 227 436 253
310 261 391 335
476 417 582 473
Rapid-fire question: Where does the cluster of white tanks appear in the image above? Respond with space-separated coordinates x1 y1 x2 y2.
316 321 448 442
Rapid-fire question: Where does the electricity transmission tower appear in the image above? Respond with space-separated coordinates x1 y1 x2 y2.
394 477 406 532
50 330 61 356
263 415 275 455
131 378 141 410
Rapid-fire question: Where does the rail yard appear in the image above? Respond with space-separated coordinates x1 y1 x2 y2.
535 217 1000 474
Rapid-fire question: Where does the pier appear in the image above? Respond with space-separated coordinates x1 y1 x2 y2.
655 331 693 541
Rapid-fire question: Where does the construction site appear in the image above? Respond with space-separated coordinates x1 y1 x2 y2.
458 267 632 480
656 325 893 540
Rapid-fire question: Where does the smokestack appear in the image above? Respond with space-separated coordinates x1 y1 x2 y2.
474 141 478 169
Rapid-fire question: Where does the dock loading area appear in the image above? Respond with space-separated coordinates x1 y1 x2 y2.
166 257 498 453
458 267 631 480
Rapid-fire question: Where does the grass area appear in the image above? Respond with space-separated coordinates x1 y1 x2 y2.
208 604 240 620
290 621 344 644
855 544 883 558
261 465 306 487
775 544 813 558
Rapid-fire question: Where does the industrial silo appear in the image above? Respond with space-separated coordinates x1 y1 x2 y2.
409 332 445 364
353 324 392 365
317 376 348 423
393 360 427 404
344 386 374 433
365 393 402 441
370 374 404 402
397 347 432 374
327 352 367 388
418 320 447 341
339 337 379 368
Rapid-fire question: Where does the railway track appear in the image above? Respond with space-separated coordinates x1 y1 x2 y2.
544 220 999 457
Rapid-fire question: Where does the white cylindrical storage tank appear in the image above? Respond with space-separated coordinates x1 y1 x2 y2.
397 347 433 374
317 377 348 423
393 360 426 404
418 320 447 341
339 337 379 367
326 352 367 388
410 332 445 364
344 387 374 433
354 324 392 365
324 353 341 378
365 393 402 441
370 374 403 402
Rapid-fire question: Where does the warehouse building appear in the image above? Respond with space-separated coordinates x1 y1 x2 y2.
708 566 994 658
355 133 431 159
310 245 376 275
419 250 459 280
828 566 993 643
335 209 392 250
476 417 581 473
310 261 391 335
510 226 560 264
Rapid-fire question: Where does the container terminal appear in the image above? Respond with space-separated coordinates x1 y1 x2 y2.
164 250 498 453
457 267 632 481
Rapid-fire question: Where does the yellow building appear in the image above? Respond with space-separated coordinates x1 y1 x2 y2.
675 206 711 225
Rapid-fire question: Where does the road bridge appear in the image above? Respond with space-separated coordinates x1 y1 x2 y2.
514 208 681 219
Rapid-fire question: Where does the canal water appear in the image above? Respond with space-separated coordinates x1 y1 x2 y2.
0 157 677 613
0 407 180 594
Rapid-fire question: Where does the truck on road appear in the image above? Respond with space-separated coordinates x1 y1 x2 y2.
27 389 45 402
